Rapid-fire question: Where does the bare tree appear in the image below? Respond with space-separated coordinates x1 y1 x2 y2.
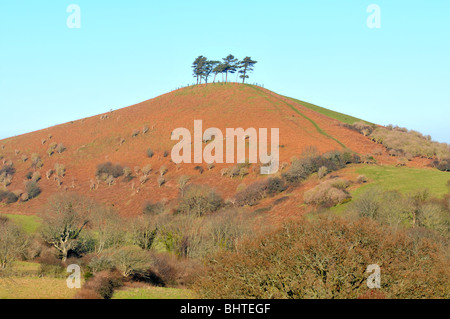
39 193 93 261
0 216 28 269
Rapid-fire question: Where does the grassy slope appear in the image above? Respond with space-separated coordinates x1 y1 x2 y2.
285 96 372 125
332 165 450 214
0 277 78 299
2 214 41 234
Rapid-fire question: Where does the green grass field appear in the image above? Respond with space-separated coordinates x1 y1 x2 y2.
285 96 371 125
2 214 41 234
112 286 195 299
332 165 450 214
0 277 77 299
352 165 449 198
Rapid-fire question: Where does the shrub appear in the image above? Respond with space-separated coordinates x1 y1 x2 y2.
177 185 223 216
143 126 149 134
5 192 18 204
342 121 374 136
432 157 450 172
87 255 114 274
141 164 152 176
105 175 115 186
56 143 66 154
370 126 450 159
207 163 215 170
318 166 328 179
31 171 41 182
304 178 351 207
356 175 368 184
96 162 123 179
146 149 154 158
54 163 66 177
79 271 123 299
31 154 43 169
139 175 149 185
194 216 450 299
143 201 166 215
163 150 169 157
194 166 204 174
122 167 133 182
239 167 249 179
234 177 286 206
25 181 41 199
283 153 332 184
0 190 9 202
21 155 28 162
46 169 54 179
157 177 166 187
177 175 190 196
110 246 151 277
132 130 139 137
159 165 168 176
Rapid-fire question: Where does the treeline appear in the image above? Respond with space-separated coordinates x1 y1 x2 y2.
192 54 257 84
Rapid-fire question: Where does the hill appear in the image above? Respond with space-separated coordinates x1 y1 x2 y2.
0 83 432 217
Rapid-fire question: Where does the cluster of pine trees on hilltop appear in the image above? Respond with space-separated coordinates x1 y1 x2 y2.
192 54 257 84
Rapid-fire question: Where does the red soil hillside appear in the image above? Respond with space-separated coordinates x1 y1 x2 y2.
0 83 394 217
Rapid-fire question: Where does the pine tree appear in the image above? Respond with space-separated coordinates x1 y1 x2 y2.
222 54 238 83
212 62 224 83
203 60 219 84
238 57 257 83
192 56 207 85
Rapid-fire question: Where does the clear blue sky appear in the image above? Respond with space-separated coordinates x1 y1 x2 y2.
1 0 449 142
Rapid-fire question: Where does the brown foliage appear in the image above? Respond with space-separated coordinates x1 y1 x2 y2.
194 216 450 299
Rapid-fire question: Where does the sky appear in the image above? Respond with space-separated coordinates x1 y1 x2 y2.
0 0 449 143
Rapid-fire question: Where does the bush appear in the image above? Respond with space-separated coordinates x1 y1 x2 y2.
341 121 374 136
110 246 151 277
132 130 139 137
143 201 165 215
78 270 123 299
160 166 168 176
87 255 114 274
142 164 152 176
5 192 18 204
304 178 351 207
96 162 123 180
433 157 450 172
356 175 368 184
56 143 66 154
31 154 43 169
146 149 154 158
194 216 450 299
31 171 41 182
157 177 166 187
54 163 66 177
0 190 8 202
177 185 223 216
25 181 41 199
234 177 286 207
370 126 450 159
123 167 132 180
318 166 328 179
282 150 349 184
194 166 204 174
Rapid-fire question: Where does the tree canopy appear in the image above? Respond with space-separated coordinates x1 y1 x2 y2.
191 55 257 84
